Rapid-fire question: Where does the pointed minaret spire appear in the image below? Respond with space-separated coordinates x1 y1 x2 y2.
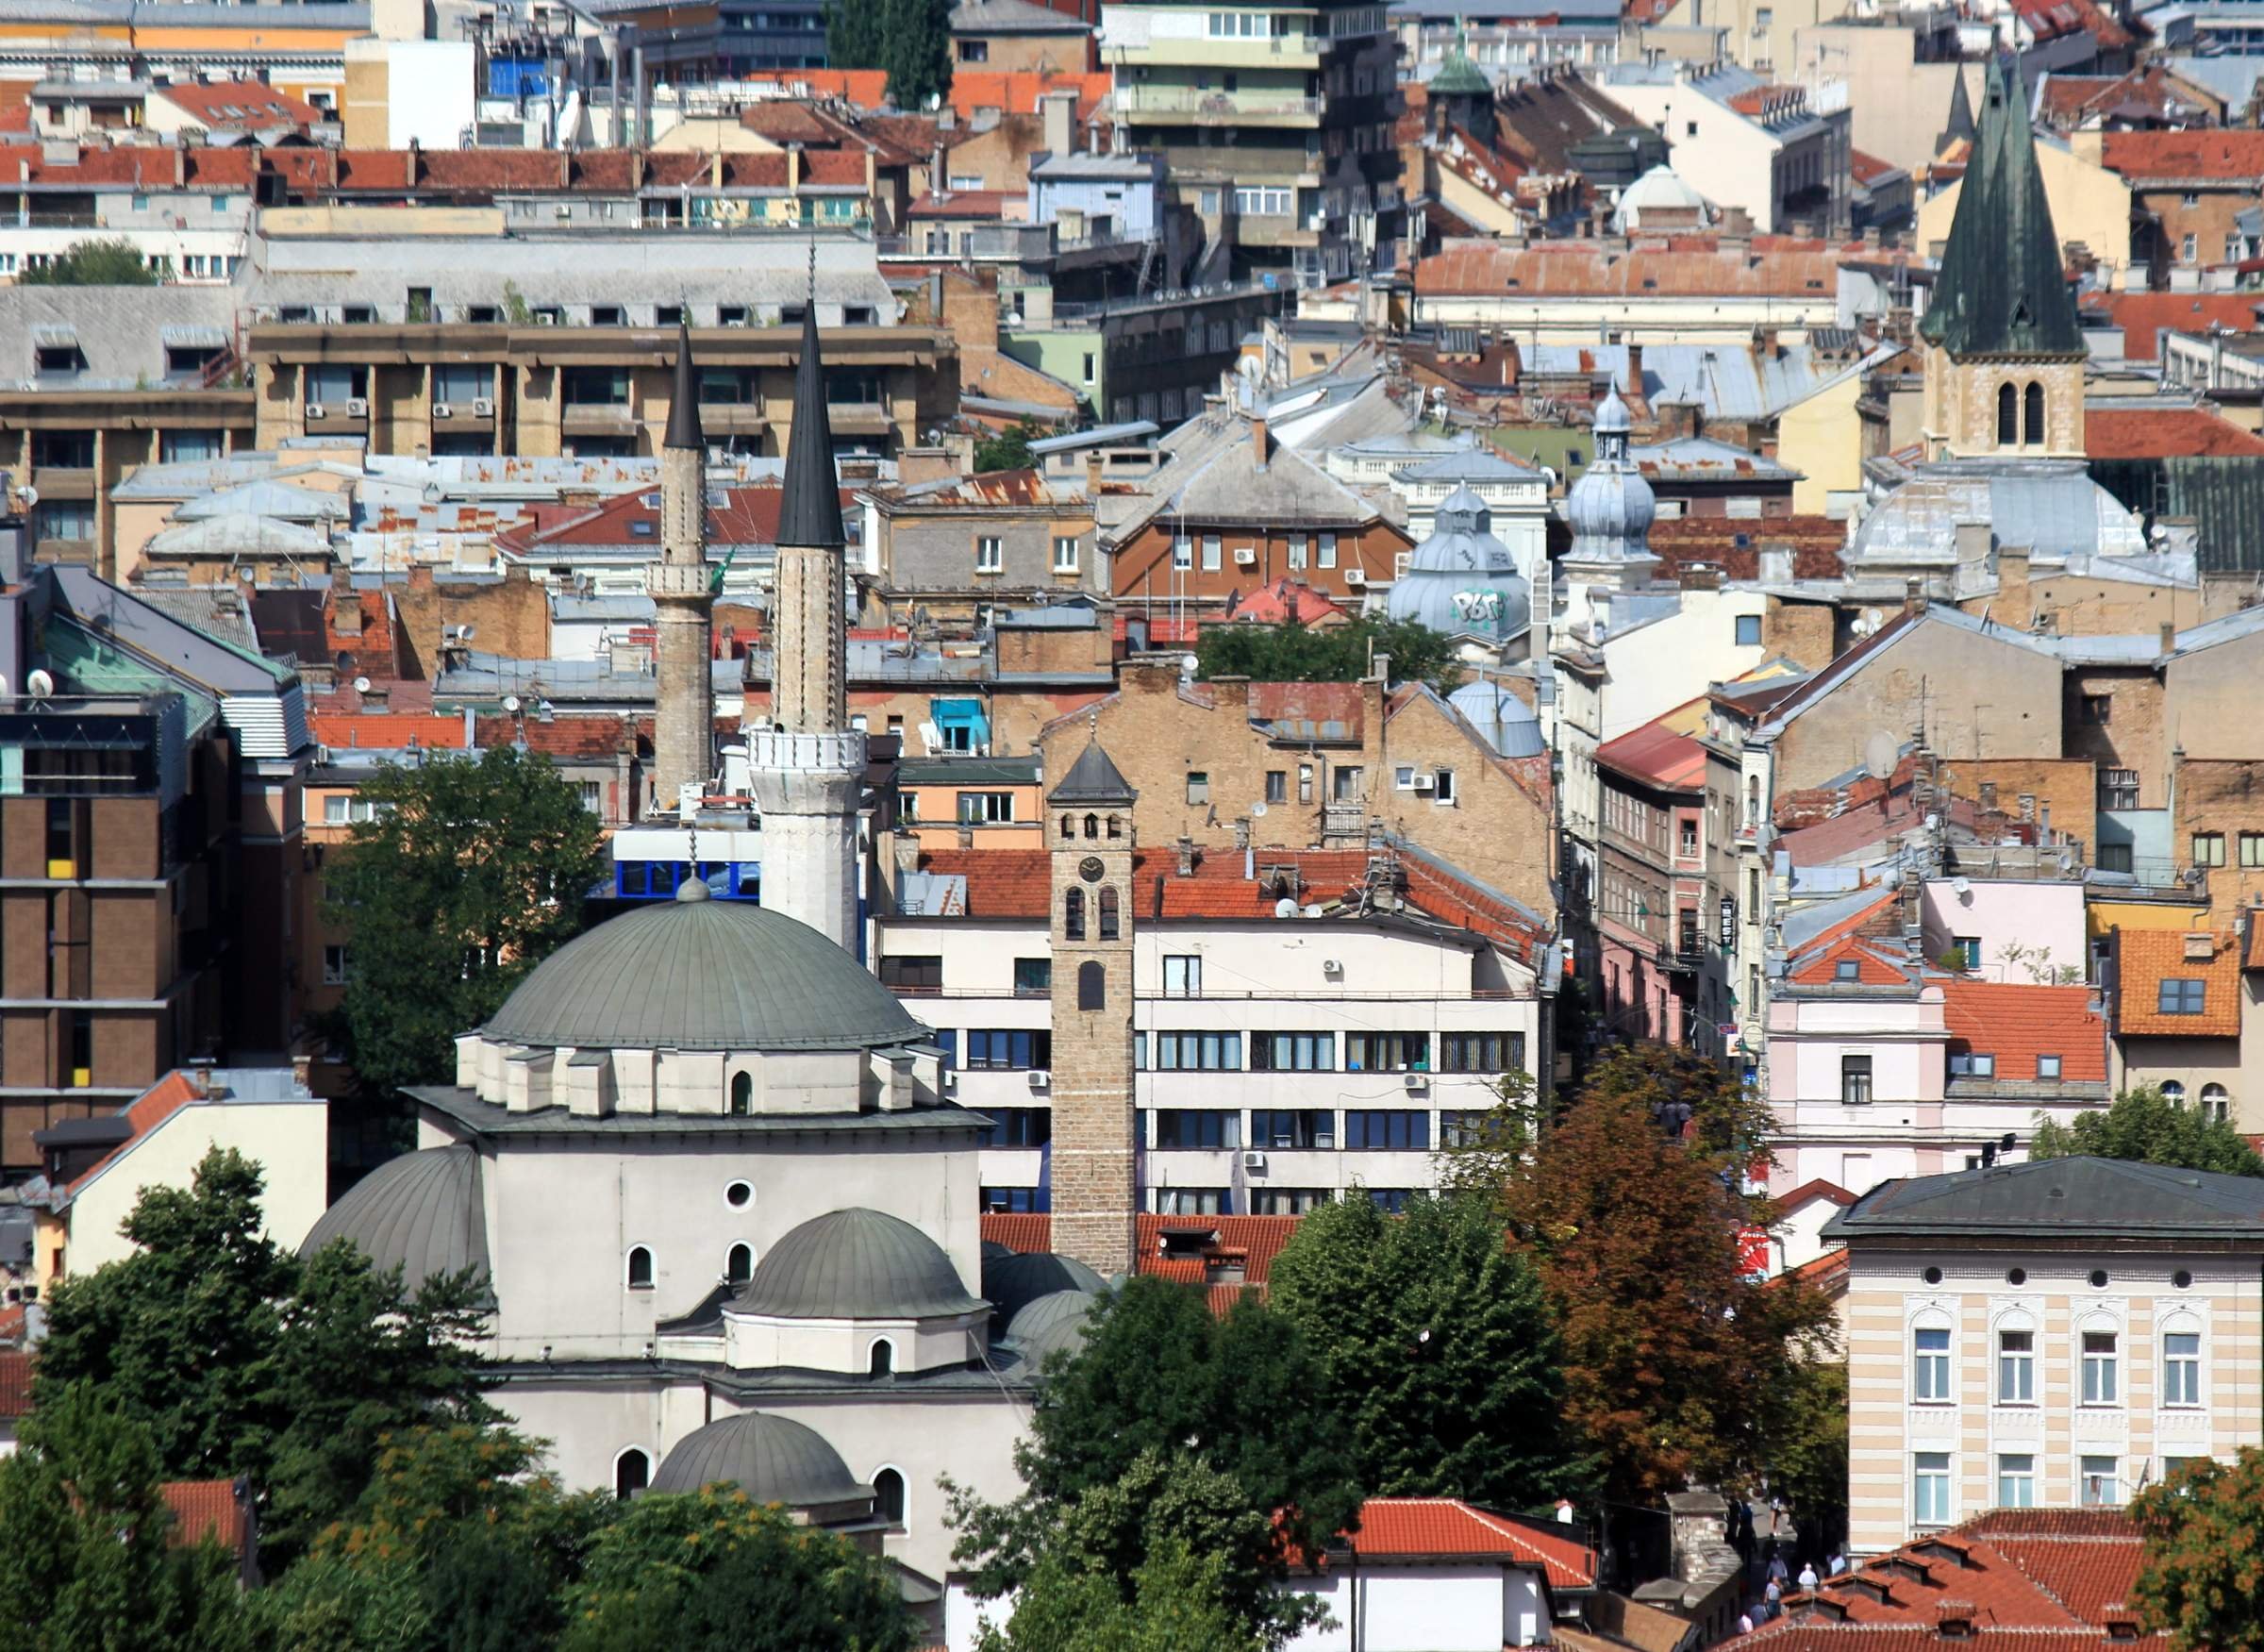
664 314 704 453
777 292 845 552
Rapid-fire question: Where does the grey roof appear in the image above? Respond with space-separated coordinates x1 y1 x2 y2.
0 283 239 391
1005 1287 1100 1365
900 754 1040 785
1047 739 1137 806
408 1084 981 1140
952 0 1090 29
777 305 846 548
982 1248 1105 1326
299 1144 491 1292
649 1411 872 1510
481 883 929 1053
1026 420 1158 455
1823 1156 2264 1242
733 1208 986 1320
1386 491 1532 642
1446 677 1544 758
1399 445 1542 482
131 587 259 652
1845 459 2147 569
665 319 703 452
175 479 352 523
144 515 332 562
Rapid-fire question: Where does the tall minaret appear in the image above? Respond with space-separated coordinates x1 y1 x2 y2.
648 319 715 815
746 279 864 951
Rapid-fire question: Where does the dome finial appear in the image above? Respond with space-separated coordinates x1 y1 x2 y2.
676 876 712 902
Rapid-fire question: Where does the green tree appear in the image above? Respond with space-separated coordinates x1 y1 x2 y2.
1268 1191 1589 1510
878 0 953 108
824 0 885 72
322 746 606 1094
974 1536 1269 1652
2131 1451 2264 1652
35 1148 499 1567
20 237 160 286
2030 1085 2264 1176
1193 614 1466 698
559 1487 915 1652
974 419 1043 474
0 1383 255 1651
1769 1359 1850 1559
1494 1046 1838 1528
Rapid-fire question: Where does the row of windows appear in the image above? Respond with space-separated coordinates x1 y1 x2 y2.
1124 1108 1501 1152
1172 531 1340 571
1912 1324 2204 1409
2185 831 2264 868
1910 1452 2208 1527
1148 1186 1422 1216
935 1027 1525 1076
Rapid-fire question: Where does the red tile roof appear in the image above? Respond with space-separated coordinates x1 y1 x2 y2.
63 1071 201 1198
1595 716 1706 790
0 1350 31 1417
2101 129 2264 182
2114 928 2241 1038
470 711 645 760
160 1480 250 1554
155 79 319 131
1940 980 2106 1082
496 482 854 555
1849 149 1903 186
2087 406 2264 459
2080 291 2260 356
1348 1499 1598 1588
1221 578 1354 627
1414 238 1874 300
981 1211 1301 1296
311 712 470 752
1790 934 1907 986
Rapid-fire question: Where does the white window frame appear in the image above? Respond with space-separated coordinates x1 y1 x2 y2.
1052 534 1080 574
2081 1455 2119 1506
1996 1453 2034 1508
2163 1325 2203 1409
1997 1324 2035 1405
1912 1323 1953 1403
2081 1327 2120 1406
1173 534 1192 571
975 536 1004 573
1912 1452 1952 1527
322 944 351 986
1162 954 1203 997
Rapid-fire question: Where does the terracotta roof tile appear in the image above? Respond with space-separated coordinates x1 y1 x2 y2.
1790 935 1907 986
160 1480 249 1553
1347 1499 1597 1587
1940 980 2106 1082
2101 129 2264 181
59 1071 202 1199
0 1350 31 1417
311 712 469 752
2087 407 2264 459
1223 579 1354 626
2082 291 2260 356
2114 927 2241 1038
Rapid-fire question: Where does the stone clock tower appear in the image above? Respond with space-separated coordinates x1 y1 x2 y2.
1045 740 1139 1276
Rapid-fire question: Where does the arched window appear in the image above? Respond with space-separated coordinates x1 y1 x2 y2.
625 1245 654 1290
873 1467 907 1526
1064 887 1085 941
728 1072 753 1116
869 1338 896 1377
2202 1083 2231 1124
1997 382 2018 446
1084 812 1100 840
2024 381 2045 446
1107 814 1123 840
614 1447 650 1500
1098 885 1120 941
2162 1080 2187 1108
725 1243 754 1286
1059 813 1073 840
1078 959 1106 1010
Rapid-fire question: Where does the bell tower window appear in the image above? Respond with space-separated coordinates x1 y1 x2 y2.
2024 381 2045 446
1997 382 2017 447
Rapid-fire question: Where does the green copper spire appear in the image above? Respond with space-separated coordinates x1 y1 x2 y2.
1920 56 2084 359
1430 23 1492 100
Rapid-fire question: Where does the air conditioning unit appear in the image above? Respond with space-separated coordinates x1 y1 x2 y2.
1343 568 1368 586
306 402 326 420
432 402 454 420
1233 546 1257 565
473 396 494 417
345 396 368 417
1240 1150 1267 1173
1322 958 1343 976
1403 1072 1430 1093
1026 1068 1051 1090
1411 774 1435 792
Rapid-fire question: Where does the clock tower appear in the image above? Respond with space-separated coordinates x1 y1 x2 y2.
1045 740 1139 1276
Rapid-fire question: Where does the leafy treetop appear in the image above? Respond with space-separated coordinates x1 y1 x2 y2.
2030 1086 2264 1176
21 238 160 286
1194 615 1467 699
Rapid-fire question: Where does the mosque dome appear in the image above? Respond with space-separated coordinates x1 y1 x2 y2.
299 1143 491 1293
1386 485 1533 642
1611 164 1713 231
649 1411 872 1514
1006 1289 1101 1367
982 1249 1106 1327
733 1208 986 1320
481 880 928 1054
1565 389 1657 564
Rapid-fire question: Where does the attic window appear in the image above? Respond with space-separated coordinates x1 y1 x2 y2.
1835 959 1859 981
35 344 84 375
630 521 656 538
1642 277 1657 290
2012 299 2032 326
1806 278 1824 290
1157 1226 1218 1260
1505 276 1521 289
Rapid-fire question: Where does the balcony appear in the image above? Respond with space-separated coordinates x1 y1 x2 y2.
1115 33 1323 69
1112 85 1324 125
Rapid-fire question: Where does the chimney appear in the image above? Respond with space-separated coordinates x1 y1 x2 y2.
2160 620 2177 658
1754 323 1781 360
1997 544 2030 621
1934 1603 1976 1641
1175 835 1196 876
1905 576 1928 615
1250 411 1269 471
1085 450 1104 497
897 445 960 488
1625 339 1645 398
1040 90 1074 162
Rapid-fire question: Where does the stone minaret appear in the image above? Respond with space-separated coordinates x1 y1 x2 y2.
746 295 864 951
1045 742 1140 1276
648 319 715 815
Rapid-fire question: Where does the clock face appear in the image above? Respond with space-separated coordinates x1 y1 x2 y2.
1078 856 1107 884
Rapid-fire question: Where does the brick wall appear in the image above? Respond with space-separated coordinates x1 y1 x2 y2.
2061 666 2162 810
1938 756 2099 856
1764 596 1836 672
2173 757 2264 907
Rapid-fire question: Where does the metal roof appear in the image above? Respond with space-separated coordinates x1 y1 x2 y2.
1823 1156 2264 1242
732 1208 986 1319
480 884 930 1053
1047 739 1136 805
777 305 846 548
299 1144 491 1292
982 1248 1104 1326
650 1412 871 1509
1005 1287 1099 1364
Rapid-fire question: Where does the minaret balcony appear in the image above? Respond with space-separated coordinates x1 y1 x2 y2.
749 729 867 774
647 563 712 601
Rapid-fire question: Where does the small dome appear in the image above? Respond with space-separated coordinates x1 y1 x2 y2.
1566 391 1656 568
1612 164 1713 231
1448 678 1545 759
1593 387 1632 437
1386 488 1533 642
482 897 927 1054
300 1144 491 1293
1429 49 1491 98
1434 484 1492 536
650 1412 871 1515
983 1249 1105 1327
733 1208 985 1320
1007 1288 1100 1366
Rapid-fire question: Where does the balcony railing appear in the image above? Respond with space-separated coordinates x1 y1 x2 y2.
1113 87 1323 120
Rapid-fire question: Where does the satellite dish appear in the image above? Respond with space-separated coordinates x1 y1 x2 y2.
14 484 35 509
503 694 523 713
1861 729 1898 783
1274 896 1299 918
25 668 55 698
1181 653 1199 674
353 676 373 694
1864 608 1884 629
1251 800 1268 816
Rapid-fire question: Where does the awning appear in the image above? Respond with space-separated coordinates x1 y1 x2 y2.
30 324 77 346
160 325 230 349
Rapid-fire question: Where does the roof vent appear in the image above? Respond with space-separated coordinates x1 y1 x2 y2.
1935 1602 1976 1640
2184 931 2215 960
2104 1609 2142 1643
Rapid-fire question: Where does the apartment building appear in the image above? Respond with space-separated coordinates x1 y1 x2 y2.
1097 0 1402 283
858 466 1103 622
875 842 1552 1215
0 526 311 1172
1602 65 1853 236
1829 1157 2264 1556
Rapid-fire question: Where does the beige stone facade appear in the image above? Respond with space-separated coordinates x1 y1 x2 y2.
1922 345 2086 461
1047 809 1138 1276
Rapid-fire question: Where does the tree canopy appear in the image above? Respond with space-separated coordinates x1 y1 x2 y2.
974 1535 1268 1652
2131 1450 2264 1652
34 1147 496 1566
20 237 160 286
974 419 1044 474
1269 1190 1589 1510
824 0 951 108
321 745 606 1094
1194 615 1465 698
2030 1086 2264 1176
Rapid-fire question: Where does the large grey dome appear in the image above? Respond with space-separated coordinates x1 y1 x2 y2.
650 1412 871 1515
733 1208 985 1320
983 1249 1105 1327
1386 485 1532 642
1566 389 1656 567
1006 1288 1100 1367
482 887 928 1053
301 1144 491 1293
